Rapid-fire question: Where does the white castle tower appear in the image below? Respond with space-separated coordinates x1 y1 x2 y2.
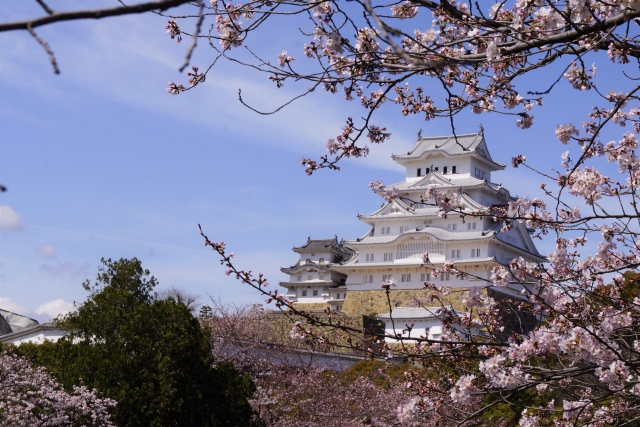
279 237 354 312
332 129 545 315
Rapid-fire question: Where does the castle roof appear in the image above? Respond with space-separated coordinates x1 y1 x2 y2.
0 308 39 335
391 131 505 169
293 237 353 256
378 306 462 320
383 172 507 194
345 228 495 246
0 322 65 343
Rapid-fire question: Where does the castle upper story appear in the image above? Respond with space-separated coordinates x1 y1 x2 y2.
392 129 505 183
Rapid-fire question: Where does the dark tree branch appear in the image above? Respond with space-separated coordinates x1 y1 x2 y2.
0 0 191 33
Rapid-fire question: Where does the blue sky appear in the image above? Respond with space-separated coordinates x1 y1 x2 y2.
0 1 635 321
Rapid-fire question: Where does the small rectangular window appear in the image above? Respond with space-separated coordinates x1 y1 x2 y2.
420 273 425 281
369 275 373 283
386 227 390 234
425 168 430 174
443 166 448 174
407 274 411 282
297 275 302 281
401 274 407 282
336 293 341 299
446 272 450 280
382 275 388 281
302 290 307 296
456 250 460 258
370 254 374 262
400 226 404 233
319 274 325 280
452 224 457 231
452 166 457 173
366 254 370 262
313 290 318 296
434 167 439 172
417 168 422 177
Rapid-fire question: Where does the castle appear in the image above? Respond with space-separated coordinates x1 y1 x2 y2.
279 129 545 320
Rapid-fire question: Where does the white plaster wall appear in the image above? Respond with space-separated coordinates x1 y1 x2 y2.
6 330 67 345
298 252 331 264
383 319 442 342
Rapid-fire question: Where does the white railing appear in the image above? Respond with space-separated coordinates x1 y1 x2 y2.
396 242 444 260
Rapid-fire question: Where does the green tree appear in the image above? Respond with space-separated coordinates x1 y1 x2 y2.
16 258 254 427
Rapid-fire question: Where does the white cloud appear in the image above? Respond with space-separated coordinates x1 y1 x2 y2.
0 297 31 315
34 298 74 318
36 244 56 259
0 205 23 231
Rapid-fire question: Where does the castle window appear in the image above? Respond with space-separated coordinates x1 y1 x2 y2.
306 258 311 263
384 252 393 261
420 272 431 281
447 223 457 231
313 290 318 296
302 290 307 296
417 168 422 177
471 248 480 257
434 167 439 172
368 275 373 283
401 274 412 282
451 250 460 258
319 257 324 264
308 275 313 280
319 274 325 280
297 275 302 281
467 222 477 230
443 166 448 174
336 293 340 299
452 166 457 173
425 168 430 174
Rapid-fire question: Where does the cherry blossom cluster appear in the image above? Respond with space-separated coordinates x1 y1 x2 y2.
0 353 116 426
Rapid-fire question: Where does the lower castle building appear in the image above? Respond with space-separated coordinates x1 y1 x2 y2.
279 129 545 319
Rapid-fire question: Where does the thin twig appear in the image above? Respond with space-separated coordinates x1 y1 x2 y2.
179 0 205 72
34 0 54 15
27 24 59 74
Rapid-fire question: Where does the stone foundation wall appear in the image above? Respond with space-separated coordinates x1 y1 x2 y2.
341 288 473 315
290 302 329 312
